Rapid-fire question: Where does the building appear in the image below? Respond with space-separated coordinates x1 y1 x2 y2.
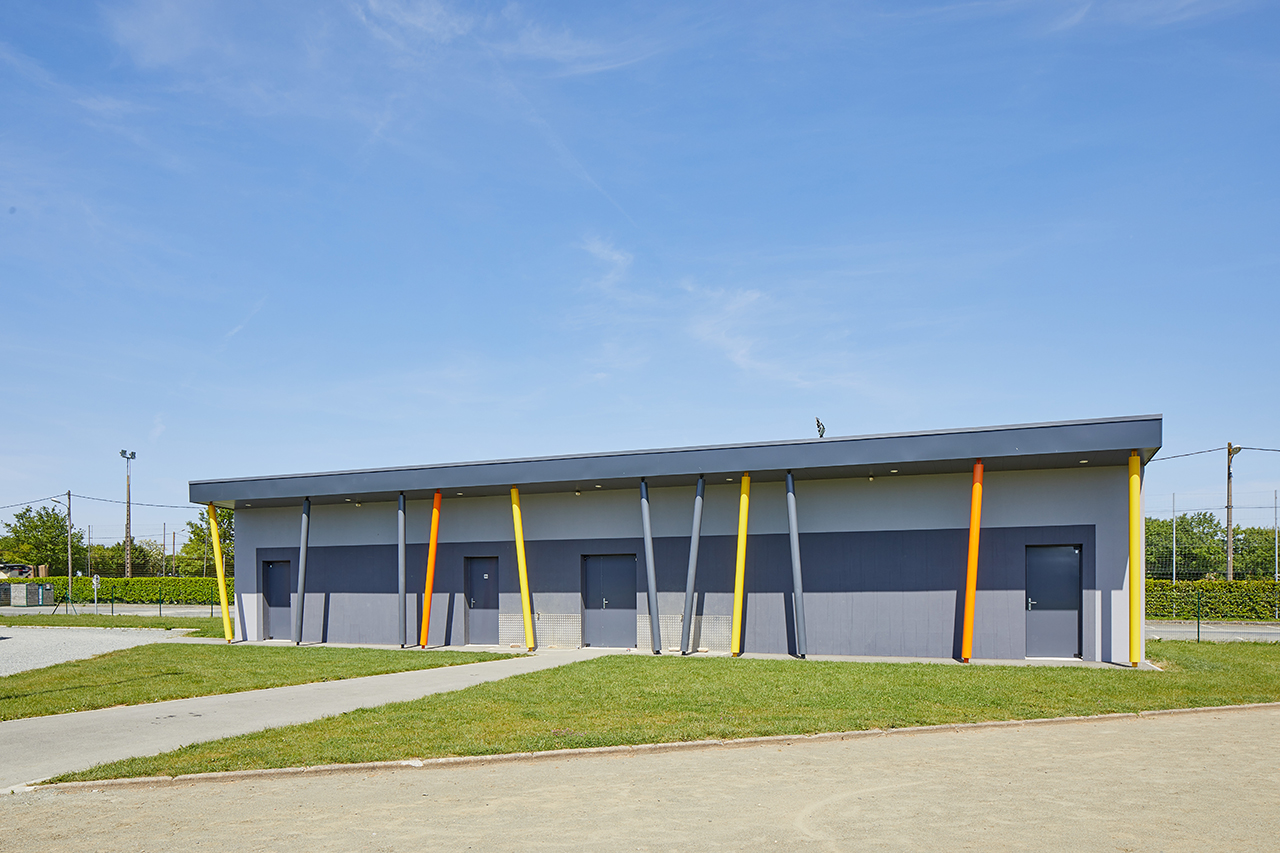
190 414 1160 664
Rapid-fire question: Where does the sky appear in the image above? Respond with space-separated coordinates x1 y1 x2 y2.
2 0 1278 547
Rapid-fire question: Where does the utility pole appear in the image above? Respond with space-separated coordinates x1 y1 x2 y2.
120 450 136 577
172 531 177 577
66 491 72 610
162 522 166 576
1171 493 1176 584
50 492 76 614
1226 443 1243 580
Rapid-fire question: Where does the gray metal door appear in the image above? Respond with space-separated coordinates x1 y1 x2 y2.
466 557 499 645
263 560 292 640
582 554 637 648
1026 545 1082 657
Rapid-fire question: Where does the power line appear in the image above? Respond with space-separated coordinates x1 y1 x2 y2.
1151 447 1225 461
0 494 63 510
1241 447 1280 453
71 493 201 510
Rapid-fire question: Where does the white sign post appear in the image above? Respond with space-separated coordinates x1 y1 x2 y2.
92 574 100 615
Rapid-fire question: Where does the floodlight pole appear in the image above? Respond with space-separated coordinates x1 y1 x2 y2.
120 450 137 577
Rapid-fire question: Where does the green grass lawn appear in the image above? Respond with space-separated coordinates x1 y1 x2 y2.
53 639 1280 783
0 645 513 722
1 613 228 637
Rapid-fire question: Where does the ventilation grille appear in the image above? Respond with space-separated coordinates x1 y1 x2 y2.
637 614 731 654
499 612 583 648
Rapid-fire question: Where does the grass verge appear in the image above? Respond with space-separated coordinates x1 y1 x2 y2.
1 614 228 637
1 645 513 722
52 640 1280 783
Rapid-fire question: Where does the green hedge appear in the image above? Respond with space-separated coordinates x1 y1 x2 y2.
1147 579 1280 621
7 577 235 605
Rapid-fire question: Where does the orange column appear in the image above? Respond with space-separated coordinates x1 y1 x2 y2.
960 460 984 663
419 490 442 647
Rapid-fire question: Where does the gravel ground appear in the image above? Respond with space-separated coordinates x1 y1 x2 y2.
0 627 185 677
12 706 1280 851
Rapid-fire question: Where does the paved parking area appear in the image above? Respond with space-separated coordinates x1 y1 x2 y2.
1147 620 1280 643
11 706 1279 851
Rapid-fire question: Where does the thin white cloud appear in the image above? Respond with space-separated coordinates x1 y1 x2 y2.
226 297 266 338
582 237 633 294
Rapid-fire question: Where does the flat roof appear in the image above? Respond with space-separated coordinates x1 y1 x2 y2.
189 414 1162 509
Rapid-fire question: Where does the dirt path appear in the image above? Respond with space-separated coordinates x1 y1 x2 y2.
12 706 1278 852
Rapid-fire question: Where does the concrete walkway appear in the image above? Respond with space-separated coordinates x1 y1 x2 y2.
10 705 1279 851
1 648 612 792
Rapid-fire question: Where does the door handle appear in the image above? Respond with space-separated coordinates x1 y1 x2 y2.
602 597 608 609
1027 597 1037 611
470 598 475 607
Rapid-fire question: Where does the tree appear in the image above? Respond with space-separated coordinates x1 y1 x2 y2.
179 508 234 576
1146 512 1278 581
0 505 87 573
1145 512 1226 580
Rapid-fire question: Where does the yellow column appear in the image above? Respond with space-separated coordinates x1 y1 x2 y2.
207 503 233 643
510 488 535 651
1129 451 1143 666
419 490 442 647
731 472 751 656
960 461 983 663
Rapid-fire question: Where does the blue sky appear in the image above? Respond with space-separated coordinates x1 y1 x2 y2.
2 0 1278 544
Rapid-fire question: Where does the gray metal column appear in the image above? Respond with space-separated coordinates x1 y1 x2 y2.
680 475 705 655
640 479 662 654
293 497 311 645
786 472 808 658
398 492 407 648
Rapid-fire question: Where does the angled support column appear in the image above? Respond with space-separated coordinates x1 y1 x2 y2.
420 490 442 647
731 472 751 657
510 488 535 651
293 497 311 646
640 479 662 654
1129 451 1143 667
206 503 233 643
785 472 808 658
961 462 983 662
680 476 705 655
398 493 407 648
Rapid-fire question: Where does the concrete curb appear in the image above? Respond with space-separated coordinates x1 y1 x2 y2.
35 700 1280 792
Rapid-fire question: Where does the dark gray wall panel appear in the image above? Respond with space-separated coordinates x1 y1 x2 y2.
253 524 1094 655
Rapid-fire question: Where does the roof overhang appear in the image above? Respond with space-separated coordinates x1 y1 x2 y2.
190 414 1162 509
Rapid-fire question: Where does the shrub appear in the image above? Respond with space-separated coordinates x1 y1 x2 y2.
6 576 235 605
1147 579 1280 621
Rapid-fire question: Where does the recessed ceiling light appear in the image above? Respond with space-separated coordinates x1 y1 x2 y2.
1079 460 1088 464
890 469 898 474
868 476 874 482
345 498 352 502
355 502 361 507
594 484 602 488
245 503 252 507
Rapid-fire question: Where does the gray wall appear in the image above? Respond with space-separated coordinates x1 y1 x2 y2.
232 466 1137 661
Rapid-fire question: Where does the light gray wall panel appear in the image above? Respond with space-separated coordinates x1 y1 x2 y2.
519 489 642 541
436 495 513 544
309 501 399 547
793 475 972 533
